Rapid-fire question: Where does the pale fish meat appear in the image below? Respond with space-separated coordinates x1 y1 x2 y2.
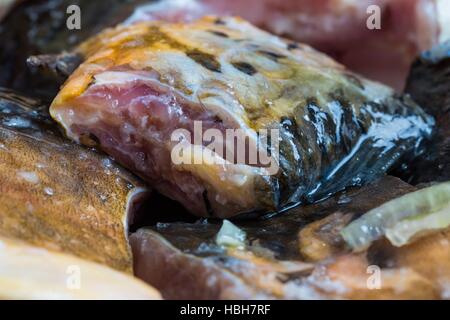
0 235 161 300
1 0 441 97
50 17 434 218
397 41 450 184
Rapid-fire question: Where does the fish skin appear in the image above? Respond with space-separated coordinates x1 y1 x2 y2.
394 41 450 184
0 235 161 300
51 17 434 218
126 0 440 91
0 88 151 273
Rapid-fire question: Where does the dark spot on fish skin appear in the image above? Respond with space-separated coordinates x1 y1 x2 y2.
258 50 286 61
208 30 229 38
231 62 257 76
247 108 266 121
141 26 190 51
345 73 365 90
214 18 226 25
356 116 369 135
79 76 96 96
330 88 346 101
323 110 338 146
212 256 231 265
280 116 295 131
287 43 299 50
279 85 300 101
277 116 307 203
306 106 320 125
86 76 96 89
330 93 363 154
186 50 221 73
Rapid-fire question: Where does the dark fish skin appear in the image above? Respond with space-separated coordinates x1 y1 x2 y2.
27 52 83 86
0 88 151 273
0 0 151 101
130 176 447 299
274 95 435 208
395 41 450 184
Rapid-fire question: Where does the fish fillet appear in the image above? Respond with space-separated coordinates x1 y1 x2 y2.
50 17 434 218
0 89 151 272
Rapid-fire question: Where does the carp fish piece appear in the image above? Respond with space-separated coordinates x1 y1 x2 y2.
0 88 150 273
0 235 161 300
50 17 434 218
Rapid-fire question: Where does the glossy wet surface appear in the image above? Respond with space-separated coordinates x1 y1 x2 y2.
130 176 450 299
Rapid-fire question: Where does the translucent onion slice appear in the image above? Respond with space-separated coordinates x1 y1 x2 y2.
216 220 247 249
385 203 450 246
341 182 450 251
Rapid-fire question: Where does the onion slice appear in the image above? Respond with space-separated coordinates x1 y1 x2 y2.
341 182 450 251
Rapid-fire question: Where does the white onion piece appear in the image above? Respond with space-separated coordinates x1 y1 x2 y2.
216 220 247 249
341 182 450 251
